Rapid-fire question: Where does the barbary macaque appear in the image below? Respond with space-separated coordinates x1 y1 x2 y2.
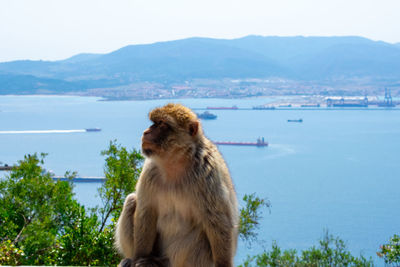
115 103 238 267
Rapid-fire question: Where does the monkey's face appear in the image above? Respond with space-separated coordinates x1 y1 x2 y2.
142 120 172 156
141 118 199 157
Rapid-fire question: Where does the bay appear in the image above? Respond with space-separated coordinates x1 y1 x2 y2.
1 95 399 265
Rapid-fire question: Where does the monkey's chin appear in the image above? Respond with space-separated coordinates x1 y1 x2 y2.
142 142 157 157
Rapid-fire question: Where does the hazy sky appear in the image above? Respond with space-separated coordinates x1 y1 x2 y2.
1 0 400 62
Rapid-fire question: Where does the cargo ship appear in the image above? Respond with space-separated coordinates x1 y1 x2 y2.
252 105 276 110
332 103 368 107
288 119 303 123
207 105 238 110
326 97 368 107
86 128 101 132
301 104 320 107
53 176 105 182
197 111 217 120
0 164 12 171
377 103 396 107
214 137 268 147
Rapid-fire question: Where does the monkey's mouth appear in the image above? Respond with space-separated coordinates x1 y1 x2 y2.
142 141 158 156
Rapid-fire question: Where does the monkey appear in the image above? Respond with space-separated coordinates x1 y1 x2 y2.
115 103 239 267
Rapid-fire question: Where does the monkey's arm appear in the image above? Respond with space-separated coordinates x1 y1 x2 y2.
132 203 158 259
115 193 137 258
203 198 235 267
131 166 159 261
205 206 234 267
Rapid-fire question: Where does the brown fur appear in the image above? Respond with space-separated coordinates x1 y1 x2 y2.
115 103 239 267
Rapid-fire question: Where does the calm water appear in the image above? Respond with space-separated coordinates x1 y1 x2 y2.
1 95 399 265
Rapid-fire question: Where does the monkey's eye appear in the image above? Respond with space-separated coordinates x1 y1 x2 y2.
151 121 171 131
151 121 162 127
159 121 171 131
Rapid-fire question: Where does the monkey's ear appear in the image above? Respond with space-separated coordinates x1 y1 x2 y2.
189 121 199 136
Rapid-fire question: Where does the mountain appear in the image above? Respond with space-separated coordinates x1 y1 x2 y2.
61 53 102 64
1 35 400 95
0 73 80 94
224 36 400 79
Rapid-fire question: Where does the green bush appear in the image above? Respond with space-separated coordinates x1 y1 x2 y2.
239 193 270 243
0 141 143 265
377 234 400 265
239 231 373 267
0 240 25 265
0 153 79 264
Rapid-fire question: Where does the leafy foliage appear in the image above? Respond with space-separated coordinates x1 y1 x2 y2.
98 140 143 231
239 231 373 267
52 205 117 266
0 240 24 265
0 153 78 264
377 234 400 265
55 141 143 266
239 193 270 243
0 142 143 265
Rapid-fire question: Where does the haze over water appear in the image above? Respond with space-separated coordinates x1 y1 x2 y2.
0 129 86 134
1 95 399 265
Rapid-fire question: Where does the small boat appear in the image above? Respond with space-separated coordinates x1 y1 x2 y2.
287 119 303 123
197 111 217 120
86 128 102 132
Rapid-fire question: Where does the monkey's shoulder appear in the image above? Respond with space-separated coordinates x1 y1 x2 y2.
195 140 229 169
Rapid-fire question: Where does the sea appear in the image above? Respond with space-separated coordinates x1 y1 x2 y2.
1 95 399 266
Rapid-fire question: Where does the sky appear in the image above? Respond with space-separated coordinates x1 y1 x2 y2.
1 0 400 62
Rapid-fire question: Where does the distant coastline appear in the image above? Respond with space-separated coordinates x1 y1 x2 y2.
1 36 399 99
1 94 399 110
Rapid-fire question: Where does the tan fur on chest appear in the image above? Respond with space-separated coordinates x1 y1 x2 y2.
155 189 198 235
154 189 207 265
155 150 189 183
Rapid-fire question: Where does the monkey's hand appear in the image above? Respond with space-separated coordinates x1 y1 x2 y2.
118 258 134 267
118 257 161 267
134 256 168 267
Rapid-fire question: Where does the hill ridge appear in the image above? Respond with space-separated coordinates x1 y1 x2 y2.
1 35 399 95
